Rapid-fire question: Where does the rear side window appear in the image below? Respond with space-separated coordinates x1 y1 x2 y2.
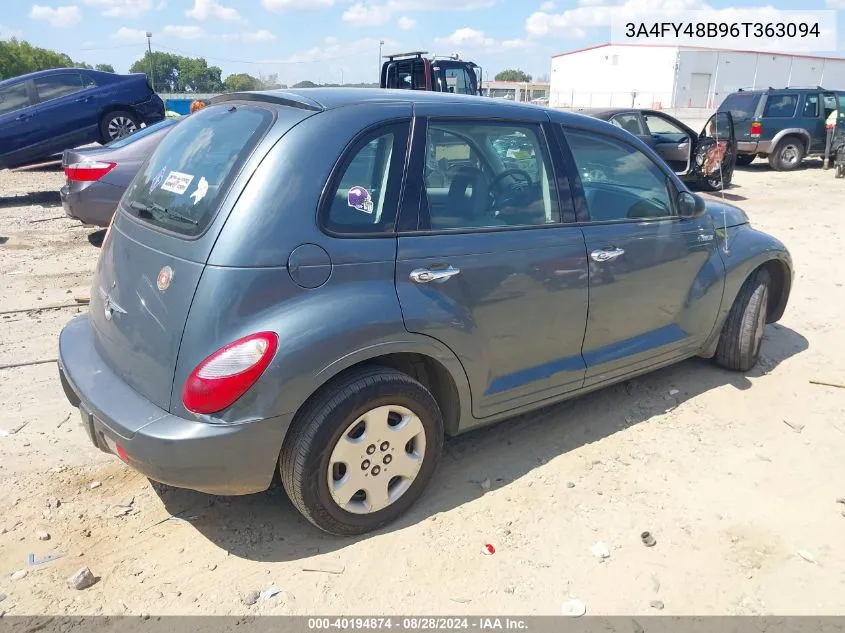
35 74 84 102
322 122 410 235
719 92 760 120
0 83 29 116
123 103 272 237
763 94 798 118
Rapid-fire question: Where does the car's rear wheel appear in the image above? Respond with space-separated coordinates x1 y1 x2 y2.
280 366 444 536
734 154 755 167
100 110 140 143
768 136 805 171
714 267 771 372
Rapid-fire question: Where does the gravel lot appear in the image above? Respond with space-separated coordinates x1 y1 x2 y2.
1 155 844 617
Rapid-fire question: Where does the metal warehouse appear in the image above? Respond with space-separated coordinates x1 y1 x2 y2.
549 43 845 109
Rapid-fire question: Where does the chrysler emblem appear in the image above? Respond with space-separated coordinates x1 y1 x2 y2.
98 287 127 321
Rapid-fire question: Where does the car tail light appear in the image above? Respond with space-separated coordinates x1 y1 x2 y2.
65 160 117 182
182 332 278 415
750 121 762 137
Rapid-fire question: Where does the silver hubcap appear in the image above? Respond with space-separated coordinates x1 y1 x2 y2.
781 145 799 165
108 116 137 140
328 405 426 514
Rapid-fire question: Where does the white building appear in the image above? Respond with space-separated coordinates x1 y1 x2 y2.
549 43 845 110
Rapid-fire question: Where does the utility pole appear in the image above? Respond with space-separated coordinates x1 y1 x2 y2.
378 40 384 82
145 31 155 92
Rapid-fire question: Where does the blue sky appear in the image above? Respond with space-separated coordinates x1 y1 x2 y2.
1 0 843 85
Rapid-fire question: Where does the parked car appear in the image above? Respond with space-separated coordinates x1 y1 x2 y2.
717 87 845 170
57 89 792 536
61 117 181 227
576 108 736 191
0 68 165 170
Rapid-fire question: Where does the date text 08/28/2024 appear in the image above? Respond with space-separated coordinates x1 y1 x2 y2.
307 617 528 631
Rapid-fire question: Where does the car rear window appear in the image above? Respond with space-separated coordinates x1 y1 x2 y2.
106 117 179 148
122 103 272 237
718 92 760 120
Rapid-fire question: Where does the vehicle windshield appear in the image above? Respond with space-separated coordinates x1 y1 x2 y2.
718 92 760 121
122 103 273 237
105 117 180 148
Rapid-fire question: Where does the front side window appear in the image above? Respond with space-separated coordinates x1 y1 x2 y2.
763 94 798 118
564 128 673 222
423 121 558 231
643 113 685 135
610 113 645 136
35 73 84 102
323 123 408 234
123 103 272 236
0 83 30 116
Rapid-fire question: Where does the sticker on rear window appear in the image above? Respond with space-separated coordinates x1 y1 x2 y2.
160 171 194 195
347 186 373 214
190 176 208 205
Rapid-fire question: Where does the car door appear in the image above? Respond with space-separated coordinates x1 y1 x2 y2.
608 111 653 146
694 111 736 183
821 92 840 150
0 79 40 169
800 93 825 153
556 124 724 387
641 111 694 175
31 72 93 157
394 103 590 422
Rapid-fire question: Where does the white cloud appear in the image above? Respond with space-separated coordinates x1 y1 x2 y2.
344 2 393 26
162 24 208 39
84 0 156 17
397 15 416 29
186 0 245 22
272 37 398 64
438 27 493 47
343 0 496 26
261 0 334 11
241 29 276 42
112 26 148 40
29 4 82 28
435 27 534 55
0 25 24 39
325 35 338 45
539 0 555 10
826 0 845 6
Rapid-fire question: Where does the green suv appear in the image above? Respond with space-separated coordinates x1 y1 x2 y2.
718 87 844 170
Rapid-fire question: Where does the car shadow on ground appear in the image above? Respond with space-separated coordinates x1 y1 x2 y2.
88 229 106 247
0 237 8 245
0 190 61 209
11 161 63 173
153 322 808 562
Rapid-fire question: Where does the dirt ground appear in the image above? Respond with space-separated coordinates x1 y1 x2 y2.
1 155 844 618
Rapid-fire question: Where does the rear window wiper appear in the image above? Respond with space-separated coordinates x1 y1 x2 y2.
130 200 198 225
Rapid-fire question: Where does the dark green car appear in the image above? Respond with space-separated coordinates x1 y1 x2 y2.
718 87 845 171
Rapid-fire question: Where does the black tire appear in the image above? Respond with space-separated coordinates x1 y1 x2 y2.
280 366 444 536
768 136 805 171
734 154 755 167
698 166 732 192
714 268 771 372
835 164 845 179
99 110 140 143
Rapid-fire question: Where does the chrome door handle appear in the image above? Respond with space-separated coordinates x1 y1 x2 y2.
409 266 461 283
590 247 625 263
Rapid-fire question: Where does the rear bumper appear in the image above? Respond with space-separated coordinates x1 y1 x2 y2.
134 94 166 125
57 315 291 495
60 181 121 227
737 140 772 155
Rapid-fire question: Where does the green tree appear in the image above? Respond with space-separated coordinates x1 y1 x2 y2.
129 51 224 92
291 80 317 88
494 69 532 82
0 38 113 80
95 64 115 73
223 73 263 92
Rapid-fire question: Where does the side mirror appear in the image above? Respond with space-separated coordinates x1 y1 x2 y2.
677 191 706 218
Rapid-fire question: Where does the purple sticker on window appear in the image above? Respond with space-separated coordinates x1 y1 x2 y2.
347 186 374 214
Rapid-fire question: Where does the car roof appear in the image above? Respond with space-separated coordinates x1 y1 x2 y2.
572 107 634 119
0 67 118 88
215 87 558 115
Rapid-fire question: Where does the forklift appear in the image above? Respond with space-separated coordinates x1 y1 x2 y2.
380 51 483 95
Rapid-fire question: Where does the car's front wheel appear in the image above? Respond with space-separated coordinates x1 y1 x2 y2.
100 110 140 143
280 366 444 536
714 267 771 372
